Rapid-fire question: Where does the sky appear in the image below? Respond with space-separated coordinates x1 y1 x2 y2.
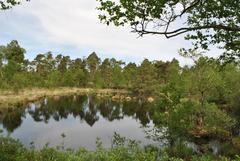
0 0 223 65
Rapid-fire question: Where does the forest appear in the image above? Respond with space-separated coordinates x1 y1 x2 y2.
1 0 240 160
0 40 240 160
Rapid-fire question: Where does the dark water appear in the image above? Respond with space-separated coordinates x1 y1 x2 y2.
0 95 159 150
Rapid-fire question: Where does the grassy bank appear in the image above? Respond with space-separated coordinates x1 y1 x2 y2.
0 88 129 109
1 135 240 161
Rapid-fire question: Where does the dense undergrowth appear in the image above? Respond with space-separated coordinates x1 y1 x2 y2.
1 134 240 161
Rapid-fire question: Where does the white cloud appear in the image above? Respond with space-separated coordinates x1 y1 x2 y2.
0 0 222 65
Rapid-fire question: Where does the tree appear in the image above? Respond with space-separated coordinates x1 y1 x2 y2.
0 40 26 84
0 45 4 78
0 45 3 67
97 0 240 55
100 58 113 87
163 59 183 104
154 60 170 84
168 100 235 142
34 54 50 77
45 52 56 71
111 58 125 88
220 50 240 65
69 58 83 71
0 0 29 10
179 51 224 132
3 60 18 83
219 62 240 112
180 50 221 107
135 59 157 97
100 58 125 88
1 40 25 64
86 52 101 74
86 52 101 83
68 58 88 87
123 62 137 89
58 55 71 74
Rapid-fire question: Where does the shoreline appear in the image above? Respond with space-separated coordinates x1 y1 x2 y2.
0 87 129 109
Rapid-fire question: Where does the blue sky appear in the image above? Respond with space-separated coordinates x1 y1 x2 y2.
0 0 222 65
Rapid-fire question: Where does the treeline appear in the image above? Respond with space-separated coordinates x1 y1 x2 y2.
0 40 157 91
0 41 239 100
0 40 182 93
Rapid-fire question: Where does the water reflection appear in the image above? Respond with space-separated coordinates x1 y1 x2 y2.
0 95 157 149
0 108 25 133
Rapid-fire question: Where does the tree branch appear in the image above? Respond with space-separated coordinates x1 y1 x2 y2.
179 0 202 17
134 24 240 38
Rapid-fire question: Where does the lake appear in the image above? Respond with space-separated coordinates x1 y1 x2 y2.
0 95 159 150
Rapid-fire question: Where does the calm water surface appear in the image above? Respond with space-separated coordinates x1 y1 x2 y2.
0 95 158 150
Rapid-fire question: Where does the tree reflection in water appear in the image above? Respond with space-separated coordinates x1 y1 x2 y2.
0 95 155 133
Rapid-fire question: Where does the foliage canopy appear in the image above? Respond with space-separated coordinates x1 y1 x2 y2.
97 0 240 57
0 0 29 10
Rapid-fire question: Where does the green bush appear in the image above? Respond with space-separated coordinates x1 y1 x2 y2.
1 135 240 161
164 142 194 159
168 100 235 140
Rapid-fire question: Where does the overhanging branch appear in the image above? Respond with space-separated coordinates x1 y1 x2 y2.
134 24 240 38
